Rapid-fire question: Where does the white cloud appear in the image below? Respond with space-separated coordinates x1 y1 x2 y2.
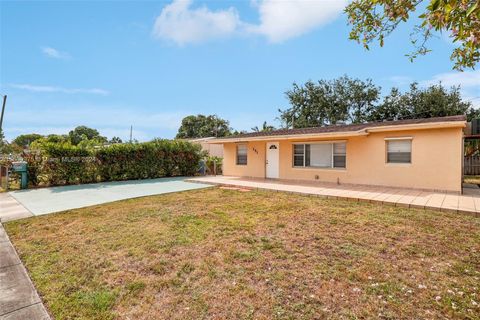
388 76 414 87
248 0 348 43
152 0 241 45
41 46 71 59
3 106 279 142
421 70 480 107
391 70 480 108
152 0 346 45
421 70 480 89
10 84 109 95
3 104 187 141
14 107 184 129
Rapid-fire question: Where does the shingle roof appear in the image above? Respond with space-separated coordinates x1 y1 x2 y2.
221 115 466 140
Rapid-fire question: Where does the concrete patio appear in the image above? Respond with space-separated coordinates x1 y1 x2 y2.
0 177 213 222
188 176 480 216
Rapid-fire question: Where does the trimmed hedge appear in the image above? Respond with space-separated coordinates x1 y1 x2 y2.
24 140 203 187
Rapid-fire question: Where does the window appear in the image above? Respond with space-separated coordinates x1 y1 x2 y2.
236 144 248 165
333 143 346 168
386 139 411 164
294 144 305 166
293 142 346 168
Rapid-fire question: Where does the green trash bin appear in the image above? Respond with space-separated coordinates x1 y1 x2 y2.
11 161 28 189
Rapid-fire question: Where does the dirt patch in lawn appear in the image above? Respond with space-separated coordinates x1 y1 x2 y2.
5 188 480 319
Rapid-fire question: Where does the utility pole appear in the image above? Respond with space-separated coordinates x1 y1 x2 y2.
0 95 7 134
129 125 133 143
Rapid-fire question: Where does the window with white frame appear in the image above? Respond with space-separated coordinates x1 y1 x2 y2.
386 139 412 163
236 144 248 165
293 142 346 168
333 143 347 168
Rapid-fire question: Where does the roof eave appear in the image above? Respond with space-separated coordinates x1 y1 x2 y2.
208 120 466 144
365 121 466 133
209 131 368 143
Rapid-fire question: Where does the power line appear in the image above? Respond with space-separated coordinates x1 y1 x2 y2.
465 96 480 102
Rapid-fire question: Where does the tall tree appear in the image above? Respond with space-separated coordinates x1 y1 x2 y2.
0 129 8 155
68 126 107 145
345 0 480 70
278 76 381 128
109 136 123 144
176 115 231 139
279 77 478 128
367 88 407 121
12 133 43 148
44 134 69 144
368 83 478 121
251 121 276 132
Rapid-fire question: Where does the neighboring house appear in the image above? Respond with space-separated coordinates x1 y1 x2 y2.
209 115 466 193
187 137 224 157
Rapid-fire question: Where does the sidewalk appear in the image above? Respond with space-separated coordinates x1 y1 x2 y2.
0 193 33 223
188 176 480 216
0 224 50 319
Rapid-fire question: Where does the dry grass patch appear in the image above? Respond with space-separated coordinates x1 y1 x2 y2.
5 188 480 319
464 175 480 185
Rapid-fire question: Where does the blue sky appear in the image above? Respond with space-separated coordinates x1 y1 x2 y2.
1 0 479 141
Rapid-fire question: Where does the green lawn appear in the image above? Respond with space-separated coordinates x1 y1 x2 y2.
5 188 480 319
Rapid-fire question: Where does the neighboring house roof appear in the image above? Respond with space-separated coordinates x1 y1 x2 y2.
210 115 466 143
186 137 217 142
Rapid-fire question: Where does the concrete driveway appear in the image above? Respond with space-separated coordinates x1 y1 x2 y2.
3 177 212 220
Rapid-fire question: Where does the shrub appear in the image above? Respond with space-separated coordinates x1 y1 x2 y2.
23 152 42 186
26 140 202 187
206 156 223 175
25 143 97 186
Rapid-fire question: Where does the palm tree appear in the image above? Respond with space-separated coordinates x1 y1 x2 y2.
251 121 276 132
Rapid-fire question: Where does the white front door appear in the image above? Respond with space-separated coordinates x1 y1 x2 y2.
266 142 279 179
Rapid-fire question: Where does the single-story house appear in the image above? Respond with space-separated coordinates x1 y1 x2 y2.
209 115 466 193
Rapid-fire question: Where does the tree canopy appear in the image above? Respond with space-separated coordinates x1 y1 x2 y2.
345 0 480 70
176 115 231 139
68 126 107 145
28 127 111 152
0 129 10 155
251 121 276 132
369 82 478 121
279 76 381 128
109 136 123 144
12 133 43 148
278 76 478 129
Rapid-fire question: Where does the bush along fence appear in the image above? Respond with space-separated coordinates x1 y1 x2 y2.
23 139 203 187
